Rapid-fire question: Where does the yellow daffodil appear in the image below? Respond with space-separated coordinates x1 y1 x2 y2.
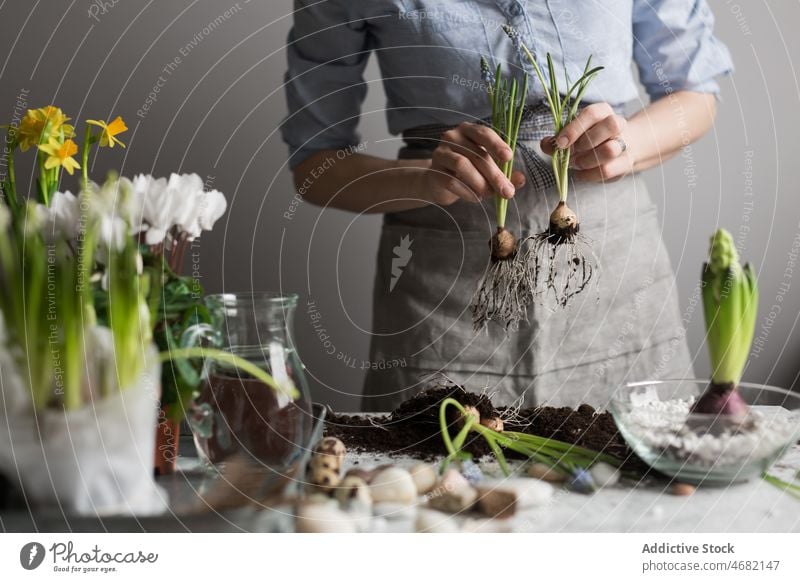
18 106 75 152
38 138 81 175
86 116 128 148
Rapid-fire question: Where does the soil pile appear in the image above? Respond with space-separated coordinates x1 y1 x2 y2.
325 385 648 472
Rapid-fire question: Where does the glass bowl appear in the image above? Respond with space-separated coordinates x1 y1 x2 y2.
609 380 800 486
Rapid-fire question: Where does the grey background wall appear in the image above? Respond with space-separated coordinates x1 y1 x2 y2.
1 1 798 410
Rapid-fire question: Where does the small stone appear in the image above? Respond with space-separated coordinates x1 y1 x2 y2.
369 467 417 505
344 464 392 484
415 509 460 533
577 403 596 416
439 468 470 493
428 484 478 513
409 463 437 495
309 454 340 473
373 501 417 520
567 468 596 494
344 468 374 482
344 498 373 532
527 463 566 483
475 487 517 519
590 462 620 488
311 437 346 474
309 466 340 492
314 437 346 461
480 479 553 508
459 460 484 485
671 482 696 496
295 500 356 533
334 475 372 507
305 492 333 504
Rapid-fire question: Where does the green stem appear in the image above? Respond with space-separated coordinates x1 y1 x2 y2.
496 193 508 228
438 397 621 479
503 430 621 465
81 126 92 191
763 473 800 501
37 150 49 205
484 432 511 475
6 148 18 210
160 347 299 400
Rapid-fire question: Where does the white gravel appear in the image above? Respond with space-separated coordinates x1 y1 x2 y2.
621 391 800 466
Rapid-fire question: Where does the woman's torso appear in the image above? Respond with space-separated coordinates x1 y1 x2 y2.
358 0 638 133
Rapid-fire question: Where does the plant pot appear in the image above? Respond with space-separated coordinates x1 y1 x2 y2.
154 407 181 476
0 347 168 516
610 379 800 485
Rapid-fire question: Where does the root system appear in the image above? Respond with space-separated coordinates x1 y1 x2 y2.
471 234 533 332
521 229 597 309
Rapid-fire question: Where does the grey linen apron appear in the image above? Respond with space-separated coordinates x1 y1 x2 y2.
361 111 693 412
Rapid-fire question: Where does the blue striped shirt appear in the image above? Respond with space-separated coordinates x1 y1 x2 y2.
282 0 733 168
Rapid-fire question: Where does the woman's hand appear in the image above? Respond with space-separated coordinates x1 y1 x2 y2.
426 122 526 206
541 103 633 183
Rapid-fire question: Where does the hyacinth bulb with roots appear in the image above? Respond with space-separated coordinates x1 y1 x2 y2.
470 56 532 332
507 25 603 309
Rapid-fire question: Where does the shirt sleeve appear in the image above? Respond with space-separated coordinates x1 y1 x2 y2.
632 0 733 100
282 0 370 169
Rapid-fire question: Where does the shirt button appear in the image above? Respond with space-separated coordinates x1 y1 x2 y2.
508 2 522 17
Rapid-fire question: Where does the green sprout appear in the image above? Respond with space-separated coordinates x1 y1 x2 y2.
500 25 602 309
470 57 531 332
692 228 758 416
439 398 622 492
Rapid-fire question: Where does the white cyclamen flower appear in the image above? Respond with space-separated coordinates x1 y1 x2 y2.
131 174 173 245
168 173 227 240
197 189 227 232
167 173 205 239
129 173 227 243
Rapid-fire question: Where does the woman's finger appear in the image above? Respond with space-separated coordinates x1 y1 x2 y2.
572 115 627 154
572 138 626 170
434 149 493 200
573 156 629 183
428 164 481 203
554 102 614 149
441 128 516 198
456 122 514 163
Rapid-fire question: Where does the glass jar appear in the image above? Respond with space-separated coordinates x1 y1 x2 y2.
184 293 312 471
